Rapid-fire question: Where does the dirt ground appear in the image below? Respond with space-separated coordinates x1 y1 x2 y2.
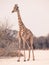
0 50 49 65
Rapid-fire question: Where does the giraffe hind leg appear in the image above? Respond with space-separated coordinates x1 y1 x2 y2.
27 46 30 61
23 40 26 61
31 44 35 61
30 37 35 61
26 41 31 61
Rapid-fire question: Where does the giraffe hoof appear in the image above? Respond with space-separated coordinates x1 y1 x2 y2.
17 60 20 62
24 60 26 62
27 59 30 61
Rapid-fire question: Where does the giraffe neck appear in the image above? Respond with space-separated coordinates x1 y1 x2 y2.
17 9 26 31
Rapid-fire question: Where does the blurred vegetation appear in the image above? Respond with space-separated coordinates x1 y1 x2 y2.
0 21 49 52
0 21 22 57
33 36 48 49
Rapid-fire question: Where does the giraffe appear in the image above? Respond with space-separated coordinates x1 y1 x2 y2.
12 4 35 61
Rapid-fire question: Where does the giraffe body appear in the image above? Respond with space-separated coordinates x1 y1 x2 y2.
12 4 35 61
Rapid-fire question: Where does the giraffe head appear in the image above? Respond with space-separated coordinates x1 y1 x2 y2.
12 4 19 13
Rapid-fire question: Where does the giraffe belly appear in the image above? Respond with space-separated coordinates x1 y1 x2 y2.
21 32 30 40
20 29 33 40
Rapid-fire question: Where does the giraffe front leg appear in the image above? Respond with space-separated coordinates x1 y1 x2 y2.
17 38 21 62
17 50 20 62
23 41 26 62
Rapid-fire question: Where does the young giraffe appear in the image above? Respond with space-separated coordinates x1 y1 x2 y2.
12 4 35 61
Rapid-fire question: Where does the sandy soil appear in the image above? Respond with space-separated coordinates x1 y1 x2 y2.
0 50 49 65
